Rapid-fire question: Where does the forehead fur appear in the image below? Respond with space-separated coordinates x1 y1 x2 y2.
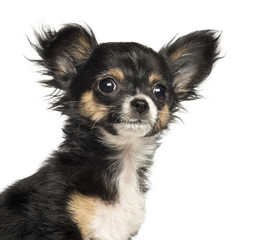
89 42 166 76
149 73 163 84
98 68 125 82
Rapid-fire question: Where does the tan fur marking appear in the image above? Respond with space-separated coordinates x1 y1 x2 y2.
155 104 170 131
169 48 186 61
56 64 68 77
78 32 91 52
55 32 92 76
106 68 124 82
70 31 92 62
149 73 162 84
80 91 108 122
68 193 97 238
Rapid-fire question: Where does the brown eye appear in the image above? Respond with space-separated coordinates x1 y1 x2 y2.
153 84 166 100
98 78 116 93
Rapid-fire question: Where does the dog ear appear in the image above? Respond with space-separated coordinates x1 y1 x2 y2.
159 30 220 101
33 24 97 90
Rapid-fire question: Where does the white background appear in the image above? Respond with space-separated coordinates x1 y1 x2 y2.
0 1 256 239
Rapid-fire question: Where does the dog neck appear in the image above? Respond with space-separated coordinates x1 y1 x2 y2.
58 119 159 201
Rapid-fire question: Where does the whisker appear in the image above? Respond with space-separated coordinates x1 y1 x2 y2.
158 110 171 115
64 100 116 108
113 112 124 124
89 110 115 132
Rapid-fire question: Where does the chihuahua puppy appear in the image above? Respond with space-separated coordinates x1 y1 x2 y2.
0 24 219 240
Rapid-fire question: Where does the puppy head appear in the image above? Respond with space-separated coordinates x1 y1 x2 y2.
34 24 219 137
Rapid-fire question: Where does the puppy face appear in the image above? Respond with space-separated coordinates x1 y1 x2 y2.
74 42 174 137
34 24 219 137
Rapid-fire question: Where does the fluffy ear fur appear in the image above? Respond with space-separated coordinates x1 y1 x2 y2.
33 24 98 90
159 30 220 101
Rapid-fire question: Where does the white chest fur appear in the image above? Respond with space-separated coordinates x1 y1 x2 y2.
90 133 157 240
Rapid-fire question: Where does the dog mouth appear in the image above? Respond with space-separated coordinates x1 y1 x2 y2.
123 119 149 124
113 117 154 137
116 115 154 126
118 121 152 128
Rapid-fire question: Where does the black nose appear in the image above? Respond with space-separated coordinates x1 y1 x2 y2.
130 99 149 115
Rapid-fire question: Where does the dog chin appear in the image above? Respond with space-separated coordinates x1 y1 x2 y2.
114 122 152 137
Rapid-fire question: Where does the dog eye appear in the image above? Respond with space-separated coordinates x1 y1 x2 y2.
98 78 116 93
153 84 166 100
